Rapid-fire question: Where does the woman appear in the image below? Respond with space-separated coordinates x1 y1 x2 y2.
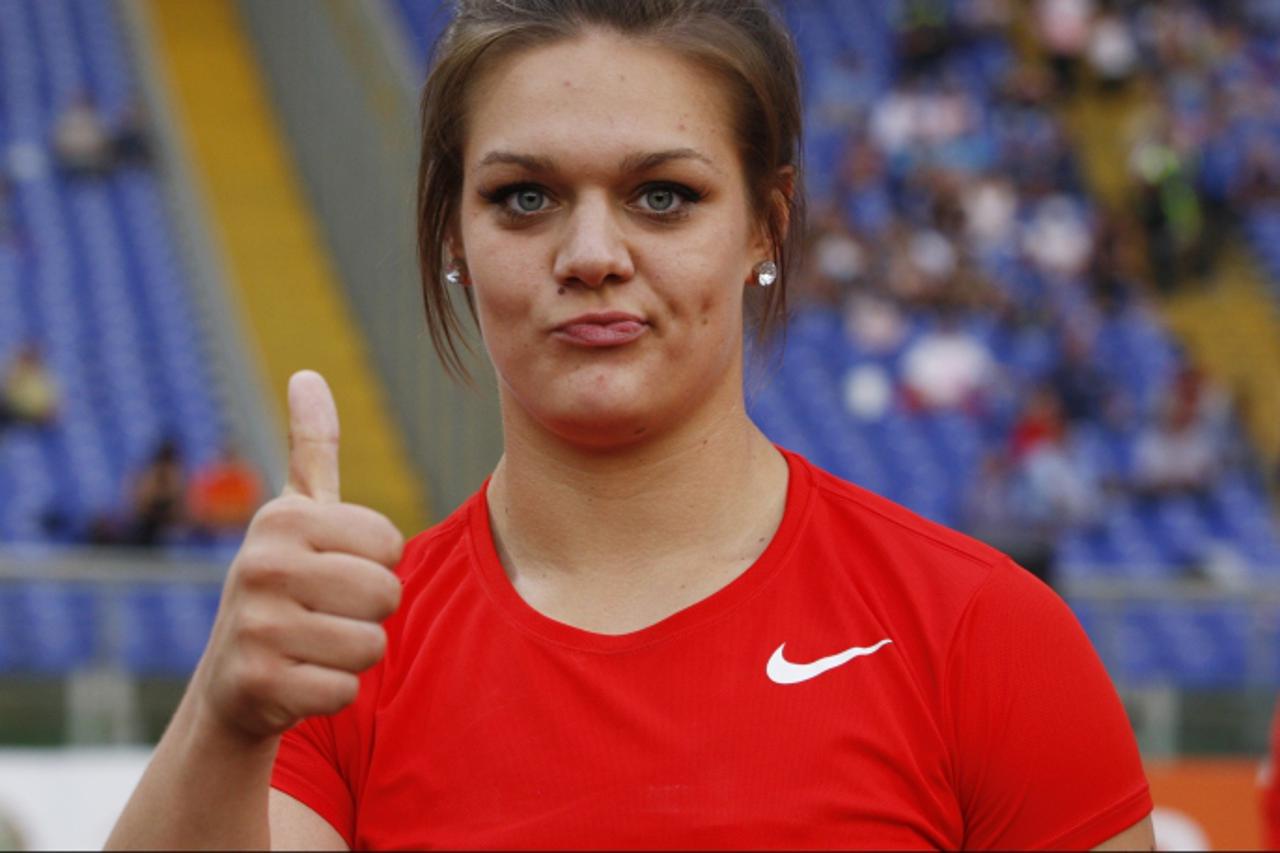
109 0 1154 848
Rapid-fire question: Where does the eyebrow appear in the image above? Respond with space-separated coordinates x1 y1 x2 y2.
476 147 717 175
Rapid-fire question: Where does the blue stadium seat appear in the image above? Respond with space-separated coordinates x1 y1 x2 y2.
0 0 228 544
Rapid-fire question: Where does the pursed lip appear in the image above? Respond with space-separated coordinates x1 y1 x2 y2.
552 311 647 330
551 311 650 347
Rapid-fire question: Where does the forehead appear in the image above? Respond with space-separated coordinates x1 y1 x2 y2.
463 29 738 174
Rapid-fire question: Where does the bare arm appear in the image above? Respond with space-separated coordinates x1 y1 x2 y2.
105 372 401 849
105 693 350 850
105 691 277 849
1092 814 1155 851
270 790 348 850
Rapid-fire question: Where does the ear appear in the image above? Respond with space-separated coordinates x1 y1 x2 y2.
749 165 796 261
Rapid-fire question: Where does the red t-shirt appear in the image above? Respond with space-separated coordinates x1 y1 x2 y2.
1265 705 1280 850
271 449 1151 849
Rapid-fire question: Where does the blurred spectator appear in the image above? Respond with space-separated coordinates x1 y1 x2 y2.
187 446 264 537
961 174 1018 249
1130 131 1206 292
1020 425 1099 531
813 228 866 291
842 363 895 421
1023 194 1094 278
1171 364 1232 440
962 451 1057 587
126 439 188 547
966 388 1101 587
51 93 113 179
1010 386 1068 459
814 52 875 128
892 227 959 307
112 101 153 166
1086 8 1139 90
1087 214 1140 313
843 291 906 355
1048 331 1111 423
1035 0 1095 96
0 343 59 429
895 0 952 78
901 315 994 411
1132 392 1221 501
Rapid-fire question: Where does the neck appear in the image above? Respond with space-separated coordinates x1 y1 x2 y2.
487 387 787 583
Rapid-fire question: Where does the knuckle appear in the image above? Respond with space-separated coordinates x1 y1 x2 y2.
236 605 284 649
343 506 402 565
255 495 311 535
235 551 291 592
235 655 279 705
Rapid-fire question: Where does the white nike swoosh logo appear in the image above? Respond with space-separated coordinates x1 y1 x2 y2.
766 639 893 684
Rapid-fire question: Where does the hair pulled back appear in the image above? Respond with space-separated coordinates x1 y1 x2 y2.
417 0 804 380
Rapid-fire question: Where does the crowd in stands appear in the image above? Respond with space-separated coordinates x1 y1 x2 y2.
1038 0 1280 295
0 338 263 548
3 0 1275 575
0 74 261 550
780 0 1277 581
50 92 152 180
0 343 59 430
0 94 153 249
85 441 263 549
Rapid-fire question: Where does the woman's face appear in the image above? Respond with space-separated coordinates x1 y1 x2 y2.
456 29 771 449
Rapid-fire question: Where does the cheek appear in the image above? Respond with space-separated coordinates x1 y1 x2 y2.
461 215 536 341
469 267 536 365
657 242 745 334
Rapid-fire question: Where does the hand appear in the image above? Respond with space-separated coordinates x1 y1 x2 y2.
192 370 404 741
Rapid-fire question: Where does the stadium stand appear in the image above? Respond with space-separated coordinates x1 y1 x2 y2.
0 0 228 676
0 0 1277 696
383 0 1280 689
0 0 225 547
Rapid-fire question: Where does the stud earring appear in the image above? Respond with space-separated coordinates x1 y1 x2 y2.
755 260 778 287
444 262 466 286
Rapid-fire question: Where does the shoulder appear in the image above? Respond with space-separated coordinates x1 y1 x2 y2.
790 450 1015 605
777 451 1078 693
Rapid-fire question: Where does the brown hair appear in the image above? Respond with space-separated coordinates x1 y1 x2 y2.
417 0 804 380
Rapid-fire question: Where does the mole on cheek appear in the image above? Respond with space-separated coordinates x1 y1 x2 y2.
558 287 566 295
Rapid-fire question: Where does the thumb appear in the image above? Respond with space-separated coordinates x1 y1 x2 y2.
284 370 340 503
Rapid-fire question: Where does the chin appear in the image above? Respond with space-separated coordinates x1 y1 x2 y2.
541 398 658 450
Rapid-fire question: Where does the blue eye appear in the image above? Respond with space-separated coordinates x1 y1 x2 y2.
636 183 700 217
644 188 676 211
511 188 546 213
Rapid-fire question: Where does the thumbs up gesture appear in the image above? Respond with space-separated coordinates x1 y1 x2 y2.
191 371 405 740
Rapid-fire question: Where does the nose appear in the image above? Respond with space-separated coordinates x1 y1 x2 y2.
552 193 635 290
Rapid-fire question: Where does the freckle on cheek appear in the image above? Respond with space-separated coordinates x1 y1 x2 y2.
558 287 566 295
